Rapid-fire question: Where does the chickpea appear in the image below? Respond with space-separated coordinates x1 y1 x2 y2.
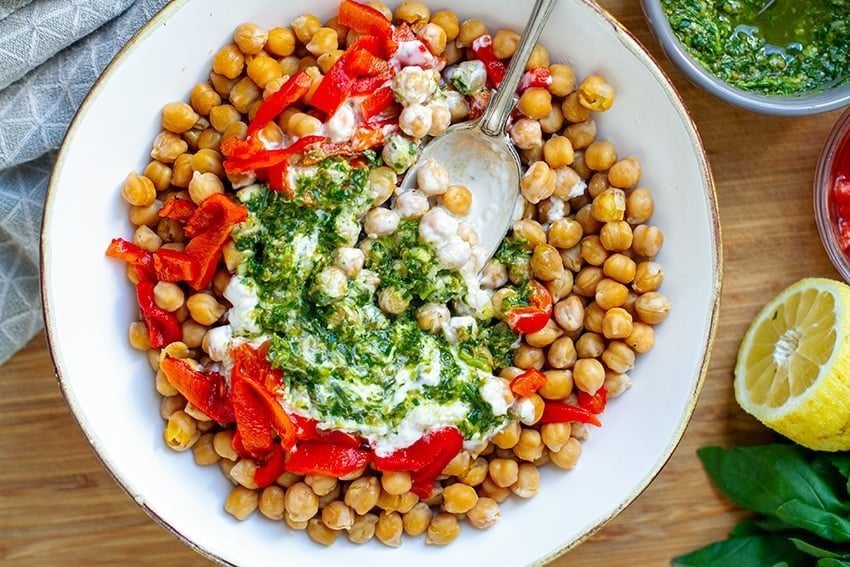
154 282 184 312
254 485 286 520
441 450 472 477
441 184 472 215
121 172 156 207
479 477 512 503
229 77 261 114
565 120 597 152
603 254 637 284
591 188 627 223
431 10 459 41
635 291 672 324
540 368 573 399
209 104 241 133
285 482 319 522
531 243 565 281
285 512 308 531
224 486 258 520
578 74 615 112
580 236 609 266
550 437 582 469
574 358 605 394
395 1 429 24
128 321 150 350
510 118 543 150
572 266 602 298
133 225 161 252
467 497 501 529
209 71 237 98
562 92 591 123
366 1 393 19
189 83 221 117
307 518 340 546
585 141 617 172
246 54 282 88
599 221 633 253
525 319 563 348
266 26 296 56
304 474 337 497
633 261 664 293
632 225 664 258
229 458 259 489
429 103 452 135
540 136 574 171
546 219 582 250
626 321 656 353
456 18 488 48
367 166 397 206
319 500 354 531
279 56 300 77
417 22 447 55
514 426 545 461
588 172 610 199
292 14 321 44
401 502 432 537
480 260 509 290
576 331 604 359
511 463 540 498
186 293 225 326
160 395 185 420
492 420 521 449
164 410 198 451
575 204 602 234
526 44 549 68
378 287 410 315
375 510 403 547
608 156 641 189
521 161 557 204
540 104 565 134
442 483 478 514
491 29 520 59
605 371 633 398
512 218 547 248
626 187 655 224
546 269 574 302
381 471 412 496
458 457 488 486
415 303 450 334
345 476 380 515
518 88 552 120
426 513 461 546
306 27 338 56
212 44 244 79
213 430 238 461
602 307 634 340
488 458 519 488
514 343 545 370
187 171 224 205
541 422 572 452
602 341 636 374
348 513 378 544
596 278 629 310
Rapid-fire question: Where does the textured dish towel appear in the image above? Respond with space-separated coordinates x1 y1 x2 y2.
0 0 170 365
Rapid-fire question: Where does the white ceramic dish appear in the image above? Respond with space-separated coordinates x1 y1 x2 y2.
41 1 722 565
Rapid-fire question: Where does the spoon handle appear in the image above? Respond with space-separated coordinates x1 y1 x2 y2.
480 0 559 137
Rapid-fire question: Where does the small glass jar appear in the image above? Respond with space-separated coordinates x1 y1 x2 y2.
814 108 850 282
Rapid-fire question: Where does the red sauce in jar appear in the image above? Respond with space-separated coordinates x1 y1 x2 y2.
829 131 850 250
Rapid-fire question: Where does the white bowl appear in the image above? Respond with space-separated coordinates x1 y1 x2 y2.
41 1 722 564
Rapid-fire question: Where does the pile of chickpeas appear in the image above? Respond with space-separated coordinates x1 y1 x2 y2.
116 0 671 548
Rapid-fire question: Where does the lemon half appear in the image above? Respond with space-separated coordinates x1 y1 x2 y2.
734 277 850 451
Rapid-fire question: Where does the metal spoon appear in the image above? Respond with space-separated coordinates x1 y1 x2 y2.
400 0 559 261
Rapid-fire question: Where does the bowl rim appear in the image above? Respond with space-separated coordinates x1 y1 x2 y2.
639 0 850 117
814 108 850 283
39 0 724 564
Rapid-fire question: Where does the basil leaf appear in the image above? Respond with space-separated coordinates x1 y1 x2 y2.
777 500 850 543
790 538 843 558
698 445 848 517
671 535 809 567
818 559 850 567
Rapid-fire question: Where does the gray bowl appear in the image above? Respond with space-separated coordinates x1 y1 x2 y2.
640 0 850 116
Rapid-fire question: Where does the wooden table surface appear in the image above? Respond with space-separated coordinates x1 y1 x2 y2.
1 1 845 565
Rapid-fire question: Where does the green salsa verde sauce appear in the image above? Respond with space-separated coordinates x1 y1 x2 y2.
662 0 850 95
231 157 516 448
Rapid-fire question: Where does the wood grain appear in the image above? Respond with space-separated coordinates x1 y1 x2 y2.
1 1 845 565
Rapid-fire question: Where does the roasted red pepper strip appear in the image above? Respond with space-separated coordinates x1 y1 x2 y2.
338 0 393 42
285 440 372 476
290 415 362 448
318 128 385 159
247 71 312 136
504 280 553 334
578 387 608 415
253 444 288 488
540 402 602 427
410 428 464 498
160 357 234 423
345 46 390 76
222 135 325 176
360 86 394 119
373 427 462 472
135 280 182 348
471 35 506 87
152 248 197 282
510 368 548 398
309 57 355 116
518 67 553 91
158 198 196 223
106 238 155 282
230 344 296 451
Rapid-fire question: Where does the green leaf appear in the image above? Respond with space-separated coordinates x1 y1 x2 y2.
698 445 848 518
731 517 796 537
790 538 842 558
777 500 850 543
671 535 810 567
818 559 850 567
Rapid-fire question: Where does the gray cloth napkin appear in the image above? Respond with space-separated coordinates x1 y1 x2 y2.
0 0 170 365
